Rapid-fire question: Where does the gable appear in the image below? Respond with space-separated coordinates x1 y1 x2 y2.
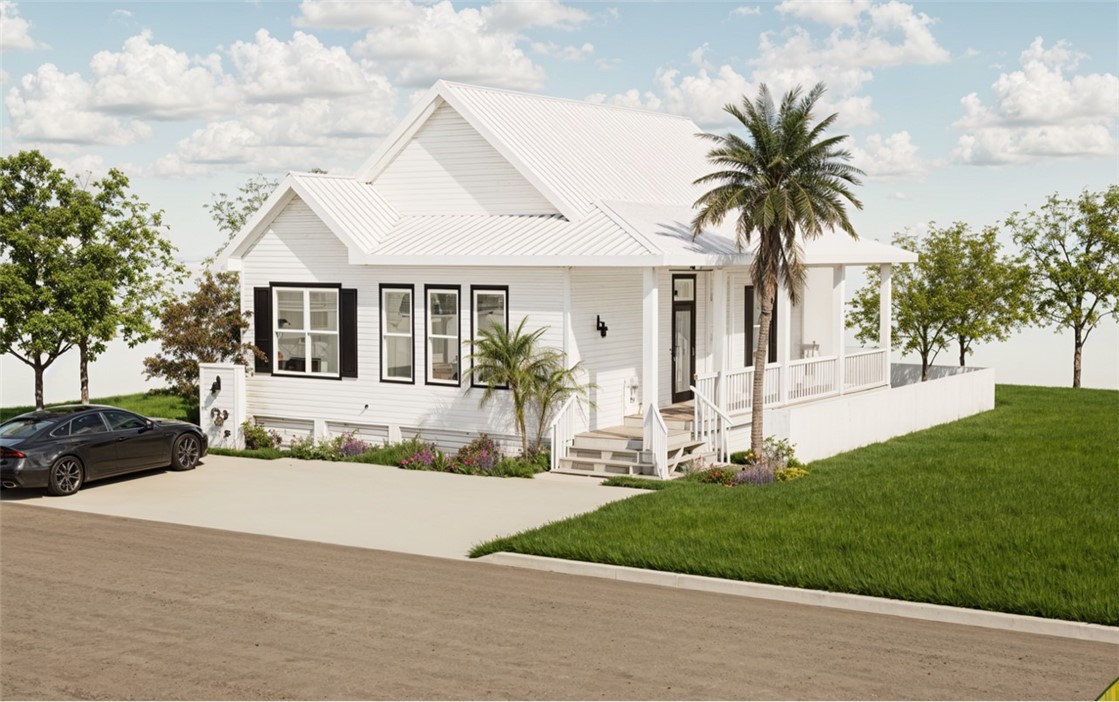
371 103 559 216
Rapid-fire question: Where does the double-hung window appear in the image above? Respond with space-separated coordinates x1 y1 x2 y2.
426 285 460 385
470 286 508 387
274 286 340 377
381 285 414 383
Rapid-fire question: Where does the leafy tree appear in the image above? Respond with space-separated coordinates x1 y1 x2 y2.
1006 186 1119 388
204 174 278 260
465 317 590 456
850 223 1035 380
691 83 862 458
0 151 87 408
143 270 262 398
71 170 185 403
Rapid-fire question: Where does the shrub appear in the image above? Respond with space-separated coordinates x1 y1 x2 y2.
451 434 499 475
686 466 740 486
735 463 776 485
241 421 282 450
730 437 802 470
289 433 344 461
399 441 445 471
776 466 809 482
339 432 370 458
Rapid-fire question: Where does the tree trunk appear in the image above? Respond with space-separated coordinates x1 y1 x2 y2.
750 278 776 457
920 353 929 382
1073 327 1083 389
80 338 90 404
34 357 45 410
958 337 967 367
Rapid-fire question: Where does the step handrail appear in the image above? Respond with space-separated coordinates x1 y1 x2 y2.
691 385 731 463
549 394 579 472
642 403 669 479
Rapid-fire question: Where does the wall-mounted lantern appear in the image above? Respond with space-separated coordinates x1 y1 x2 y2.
210 375 222 395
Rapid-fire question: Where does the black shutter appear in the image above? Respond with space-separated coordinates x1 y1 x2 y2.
340 288 358 378
253 287 272 374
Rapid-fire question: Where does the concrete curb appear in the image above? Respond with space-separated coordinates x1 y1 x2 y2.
477 552 1119 644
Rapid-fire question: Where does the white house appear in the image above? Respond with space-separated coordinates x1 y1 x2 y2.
212 80 994 478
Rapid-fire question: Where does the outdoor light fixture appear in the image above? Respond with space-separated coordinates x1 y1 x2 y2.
210 376 222 395
596 315 608 338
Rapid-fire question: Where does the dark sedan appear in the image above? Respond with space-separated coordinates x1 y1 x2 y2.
0 405 208 496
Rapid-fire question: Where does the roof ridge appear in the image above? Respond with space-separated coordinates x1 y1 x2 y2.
439 80 696 123
290 171 362 180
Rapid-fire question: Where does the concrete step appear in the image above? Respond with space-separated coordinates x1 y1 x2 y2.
568 446 643 463
556 456 657 477
623 414 693 432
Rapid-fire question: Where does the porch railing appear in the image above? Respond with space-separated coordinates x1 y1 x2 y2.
844 348 889 392
691 385 731 463
696 349 890 417
549 395 579 472
642 404 669 480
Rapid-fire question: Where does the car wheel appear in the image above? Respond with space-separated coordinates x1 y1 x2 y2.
47 457 84 496
171 434 202 471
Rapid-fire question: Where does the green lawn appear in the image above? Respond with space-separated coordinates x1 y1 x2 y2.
473 385 1119 625
1 391 194 423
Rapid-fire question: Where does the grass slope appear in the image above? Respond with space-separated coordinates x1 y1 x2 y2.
1 391 194 423
473 385 1119 625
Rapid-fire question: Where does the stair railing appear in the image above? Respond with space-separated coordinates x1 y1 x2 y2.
549 394 579 472
642 403 669 479
691 385 731 463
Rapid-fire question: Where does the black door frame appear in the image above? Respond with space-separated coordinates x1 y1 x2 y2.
671 274 697 403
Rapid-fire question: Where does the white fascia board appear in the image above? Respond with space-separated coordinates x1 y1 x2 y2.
215 179 298 270
354 87 443 182
802 249 919 266
435 84 585 223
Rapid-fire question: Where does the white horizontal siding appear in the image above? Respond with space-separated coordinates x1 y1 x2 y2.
240 196 567 451
373 104 559 216
571 268 643 428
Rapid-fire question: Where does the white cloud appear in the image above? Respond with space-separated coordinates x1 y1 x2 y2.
230 29 371 102
888 191 908 200
953 37 1119 164
350 1 546 89
850 131 929 178
481 0 589 31
532 41 594 62
5 64 151 145
295 0 424 28
591 1 947 129
112 8 133 18
776 0 870 27
731 6 762 17
89 31 237 119
0 0 44 50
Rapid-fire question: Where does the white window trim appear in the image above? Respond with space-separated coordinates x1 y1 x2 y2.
273 287 340 378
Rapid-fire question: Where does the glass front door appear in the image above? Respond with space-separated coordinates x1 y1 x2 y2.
672 275 696 403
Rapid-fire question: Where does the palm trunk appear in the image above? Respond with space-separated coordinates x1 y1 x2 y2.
80 338 90 404
750 278 776 457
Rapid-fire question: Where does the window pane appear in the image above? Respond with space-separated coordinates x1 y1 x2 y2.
385 336 412 379
105 411 146 430
430 338 458 381
475 292 505 334
429 292 458 335
276 289 304 330
674 278 694 302
385 291 411 333
72 413 107 435
276 331 305 370
309 290 337 331
309 333 338 374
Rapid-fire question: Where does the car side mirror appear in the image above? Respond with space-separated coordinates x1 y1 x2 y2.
145 419 154 431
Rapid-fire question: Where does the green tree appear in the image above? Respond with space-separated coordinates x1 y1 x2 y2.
465 317 589 457
850 223 1035 379
71 169 185 403
1006 186 1119 388
0 151 86 408
691 83 862 457
204 173 278 260
142 270 261 398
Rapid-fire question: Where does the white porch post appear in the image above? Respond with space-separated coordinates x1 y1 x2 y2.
710 269 727 409
642 267 660 410
562 267 580 368
777 279 792 405
879 263 892 384
833 266 846 394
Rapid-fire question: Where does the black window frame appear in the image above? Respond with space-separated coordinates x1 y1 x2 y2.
380 283 415 384
424 284 462 387
745 285 778 366
253 282 358 380
271 283 343 379
469 285 510 389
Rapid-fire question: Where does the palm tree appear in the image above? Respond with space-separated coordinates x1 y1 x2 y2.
465 317 563 456
531 362 594 453
691 83 863 458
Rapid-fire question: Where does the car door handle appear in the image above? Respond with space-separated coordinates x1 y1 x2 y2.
117 437 126 442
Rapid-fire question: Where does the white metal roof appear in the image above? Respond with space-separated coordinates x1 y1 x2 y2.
289 173 397 251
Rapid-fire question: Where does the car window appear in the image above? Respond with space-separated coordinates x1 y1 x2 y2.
49 421 71 438
104 410 147 431
0 417 56 439
71 413 109 436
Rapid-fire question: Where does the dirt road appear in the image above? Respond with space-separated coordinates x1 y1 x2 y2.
1 504 1114 700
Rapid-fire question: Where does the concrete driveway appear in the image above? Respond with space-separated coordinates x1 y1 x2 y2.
0 455 643 559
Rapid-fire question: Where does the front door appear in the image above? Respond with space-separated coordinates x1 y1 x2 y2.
671 275 696 403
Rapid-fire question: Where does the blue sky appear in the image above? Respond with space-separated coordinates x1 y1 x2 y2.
1 0 1117 395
